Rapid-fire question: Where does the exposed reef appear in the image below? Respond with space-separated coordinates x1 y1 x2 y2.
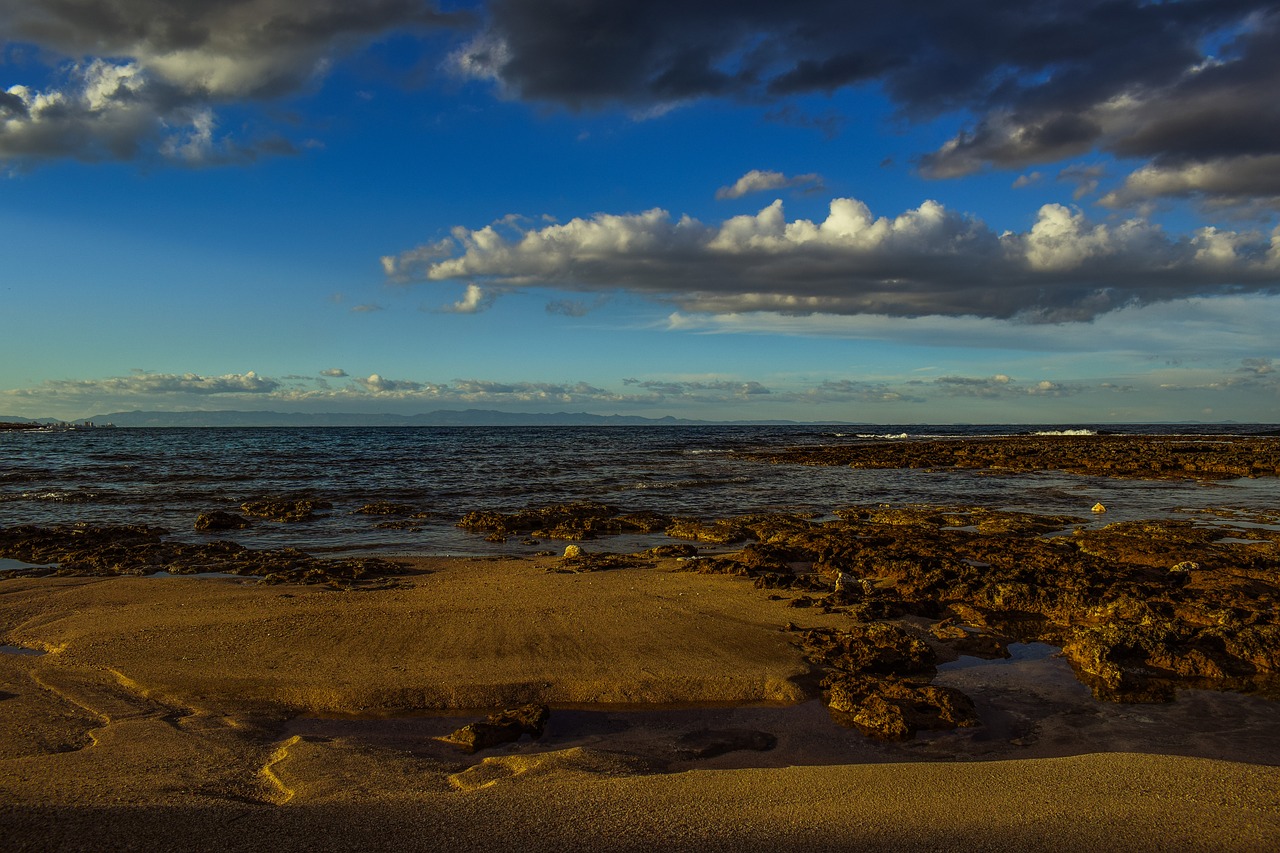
742 435 1280 479
0 523 407 587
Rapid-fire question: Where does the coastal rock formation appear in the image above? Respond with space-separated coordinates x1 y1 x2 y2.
798 623 936 676
438 704 550 753
458 502 672 541
240 497 332 522
194 511 250 531
742 435 1280 480
734 505 1280 704
0 524 406 587
825 675 980 740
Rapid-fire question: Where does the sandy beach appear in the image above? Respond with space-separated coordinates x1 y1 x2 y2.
2 555 1277 851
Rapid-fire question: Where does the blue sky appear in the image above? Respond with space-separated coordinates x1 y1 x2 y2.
3 1 1279 423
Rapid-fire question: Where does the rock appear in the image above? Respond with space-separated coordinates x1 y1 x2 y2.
193 511 250 532
563 544 582 558
742 435 1280 481
240 497 332 522
437 704 550 754
1170 561 1199 573
642 543 698 559
825 675 980 740
457 502 639 540
0 523 407 586
799 623 936 676
1092 502 1107 513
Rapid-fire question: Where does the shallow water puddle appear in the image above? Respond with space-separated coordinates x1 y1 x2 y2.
0 558 54 571
938 641 1061 672
0 645 46 656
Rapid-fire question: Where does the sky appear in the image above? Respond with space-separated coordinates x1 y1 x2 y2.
3 0 1280 424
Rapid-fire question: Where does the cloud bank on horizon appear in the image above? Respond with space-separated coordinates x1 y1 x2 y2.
3 1 1279 421
7 360 1277 422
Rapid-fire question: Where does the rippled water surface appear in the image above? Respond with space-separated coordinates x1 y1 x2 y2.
3 425 1278 557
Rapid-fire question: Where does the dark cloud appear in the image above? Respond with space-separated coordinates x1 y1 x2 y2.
0 0 465 164
453 1 1278 208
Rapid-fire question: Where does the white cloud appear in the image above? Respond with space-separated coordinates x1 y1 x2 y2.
443 283 496 314
715 170 823 200
386 196 1280 322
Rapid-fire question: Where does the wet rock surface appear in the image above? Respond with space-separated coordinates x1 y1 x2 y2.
743 435 1280 480
458 502 673 541
0 523 408 587
825 676 981 740
193 510 250 531
240 496 333 522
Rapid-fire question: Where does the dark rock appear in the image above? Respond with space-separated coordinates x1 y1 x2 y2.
744 435 1280 481
457 502 634 540
438 704 550 753
0 523 408 587
642 543 699 559
240 497 332 522
799 623 936 676
194 511 250 532
825 675 980 740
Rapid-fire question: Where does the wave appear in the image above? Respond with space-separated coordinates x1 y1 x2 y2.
0 490 102 503
857 432 911 440
1031 429 1098 436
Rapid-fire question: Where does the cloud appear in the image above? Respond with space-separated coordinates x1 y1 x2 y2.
442 283 496 313
715 169 823 200
0 1 465 165
1100 154 1280 210
385 196 1280 322
448 2 1279 210
26 370 280 397
320 368 348 377
351 303 385 313
622 378 771 400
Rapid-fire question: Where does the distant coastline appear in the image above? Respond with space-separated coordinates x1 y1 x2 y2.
0 408 1262 429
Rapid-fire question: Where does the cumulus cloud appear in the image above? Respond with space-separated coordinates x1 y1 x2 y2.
715 170 823 200
320 368 348 377
446 1 1279 210
0 0 464 164
28 370 279 396
385 196 1280 322
622 378 771 400
442 283 497 313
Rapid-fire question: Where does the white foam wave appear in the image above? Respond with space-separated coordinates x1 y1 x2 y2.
1031 429 1097 436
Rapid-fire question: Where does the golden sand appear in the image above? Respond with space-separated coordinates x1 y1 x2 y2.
1 557 1277 851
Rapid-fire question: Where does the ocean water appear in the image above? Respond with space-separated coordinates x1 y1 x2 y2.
3 424 1279 558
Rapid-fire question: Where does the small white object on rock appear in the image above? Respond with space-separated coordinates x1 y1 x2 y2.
1091 502 1107 513
562 544 582 558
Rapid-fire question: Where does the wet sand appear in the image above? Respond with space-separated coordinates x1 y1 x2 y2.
2 556 1278 851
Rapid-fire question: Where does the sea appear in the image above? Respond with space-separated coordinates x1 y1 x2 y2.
3 424 1279 559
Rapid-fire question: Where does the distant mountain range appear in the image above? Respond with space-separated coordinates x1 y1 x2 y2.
3 409 831 428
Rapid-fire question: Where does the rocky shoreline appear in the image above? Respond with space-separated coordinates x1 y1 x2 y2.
742 434 1280 479
4 501 1277 740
